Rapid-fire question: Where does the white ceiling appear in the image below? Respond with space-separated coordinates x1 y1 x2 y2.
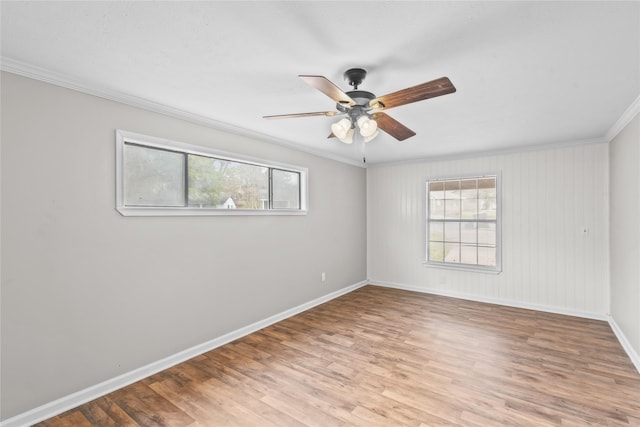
2 1 639 166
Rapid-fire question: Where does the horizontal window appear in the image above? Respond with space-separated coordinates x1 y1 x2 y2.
116 130 308 216
426 175 501 273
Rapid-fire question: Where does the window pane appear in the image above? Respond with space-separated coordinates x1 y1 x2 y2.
461 245 478 264
478 177 496 188
430 200 444 219
444 222 460 242
429 241 444 262
429 181 444 195
461 198 478 219
460 222 478 244
478 177 496 220
429 221 444 241
460 179 477 190
188 155 268 209
444 243 460 263
477 223 496 245
429 182 445 220
124 144 185 206
460 179 477 199
187 155 218 207
479 198 496 220
478 246 497 266
444 180 460 199
272 169 300 209
478 177 496 198
444 180 460 191
444 199 460 219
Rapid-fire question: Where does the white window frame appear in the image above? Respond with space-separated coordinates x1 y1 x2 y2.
425 173 502 274
115 130 308 216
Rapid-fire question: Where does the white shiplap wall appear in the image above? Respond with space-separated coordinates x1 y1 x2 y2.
367 143 609 317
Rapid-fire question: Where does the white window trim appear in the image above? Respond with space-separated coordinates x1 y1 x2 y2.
424 172 502 274
115 129 308 216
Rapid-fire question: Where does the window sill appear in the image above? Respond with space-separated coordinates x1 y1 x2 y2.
116 207 308 217
423 261 502 275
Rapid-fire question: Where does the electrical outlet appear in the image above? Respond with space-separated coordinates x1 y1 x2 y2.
321 272 326 283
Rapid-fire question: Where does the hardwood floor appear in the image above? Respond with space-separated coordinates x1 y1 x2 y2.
36 285 640 426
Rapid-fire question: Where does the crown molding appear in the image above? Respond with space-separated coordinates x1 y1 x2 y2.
605 94 640 142
0 57 366 168
365 136 608 169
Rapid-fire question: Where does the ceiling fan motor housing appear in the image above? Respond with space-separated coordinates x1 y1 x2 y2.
339 90 376 124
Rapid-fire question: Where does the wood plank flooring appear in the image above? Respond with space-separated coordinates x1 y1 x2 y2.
36 285 640 426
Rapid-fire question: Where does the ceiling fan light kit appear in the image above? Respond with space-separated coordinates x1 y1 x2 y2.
264 67 456 148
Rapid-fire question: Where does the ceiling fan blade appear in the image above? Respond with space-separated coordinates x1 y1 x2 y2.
263 111 339 119
371 112 416 141
299 75 356 106
369 77 456 110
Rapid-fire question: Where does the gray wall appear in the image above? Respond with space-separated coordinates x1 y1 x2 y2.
0 72 367 419
610 113 640 362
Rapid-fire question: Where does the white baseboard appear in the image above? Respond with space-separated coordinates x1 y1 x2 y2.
608 316 640 375
370 281 608 321
0 281 368 427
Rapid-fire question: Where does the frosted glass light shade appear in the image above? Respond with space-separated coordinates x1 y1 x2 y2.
331 118 351 139
357 116 378 137
363 130 379 142
340 128 354 144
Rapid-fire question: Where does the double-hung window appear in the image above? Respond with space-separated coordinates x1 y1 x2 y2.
116 130 308 216
426 175 501 272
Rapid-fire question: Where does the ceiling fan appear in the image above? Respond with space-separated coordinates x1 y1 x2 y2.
264 68 456 145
